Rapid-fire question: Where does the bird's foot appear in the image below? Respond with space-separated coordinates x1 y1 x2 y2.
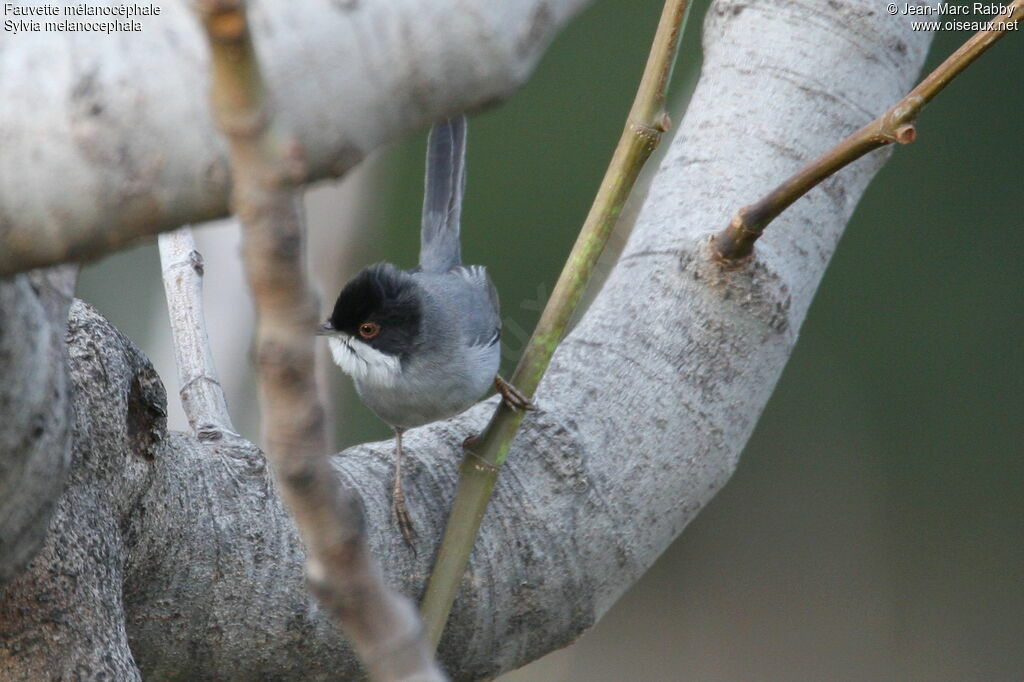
391 429 416 552
494 375 535 411
392 491 417 552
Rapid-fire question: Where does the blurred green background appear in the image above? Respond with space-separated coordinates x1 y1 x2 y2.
78 0 1023 679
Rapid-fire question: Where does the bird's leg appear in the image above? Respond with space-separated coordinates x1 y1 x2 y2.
494 375 535 411
391 428 417 549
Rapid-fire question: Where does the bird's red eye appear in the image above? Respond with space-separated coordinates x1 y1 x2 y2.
359 321 381 339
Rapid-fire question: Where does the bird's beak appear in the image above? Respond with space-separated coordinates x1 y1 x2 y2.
316 322 335 336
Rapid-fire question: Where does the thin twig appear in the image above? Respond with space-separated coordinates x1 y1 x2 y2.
158 227 238 442
193 1 444 679
711 0 1024 264
420 0 693 652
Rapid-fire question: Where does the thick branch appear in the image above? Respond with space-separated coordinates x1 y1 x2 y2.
0 0 591 278
0 267 76 584
194 0 442 678
1 301 164 680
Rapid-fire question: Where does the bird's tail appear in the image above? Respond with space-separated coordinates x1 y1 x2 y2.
419 115 467 273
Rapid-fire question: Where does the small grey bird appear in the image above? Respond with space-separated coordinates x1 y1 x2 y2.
317 115 530 546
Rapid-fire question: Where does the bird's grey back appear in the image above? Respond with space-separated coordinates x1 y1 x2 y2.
412 266 499 350
419 116 467 273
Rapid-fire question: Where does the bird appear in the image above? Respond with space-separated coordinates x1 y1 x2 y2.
317 115 531 547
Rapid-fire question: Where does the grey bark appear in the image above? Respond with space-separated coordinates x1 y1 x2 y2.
0 0 590 277
0 0 938 679
158 228 238 441
0 301 160 680
0 267 75 584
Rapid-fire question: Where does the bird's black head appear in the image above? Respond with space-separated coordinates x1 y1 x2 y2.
322 263 422 360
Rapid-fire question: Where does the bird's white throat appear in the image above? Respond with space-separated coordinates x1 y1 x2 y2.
326 335 401 387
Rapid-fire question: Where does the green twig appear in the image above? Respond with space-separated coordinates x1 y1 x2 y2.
420 0 693 651
711 0 1024 264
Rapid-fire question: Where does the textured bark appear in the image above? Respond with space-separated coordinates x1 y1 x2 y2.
0 268 76 584
158 228 238 441
0 0 590 277
0 0 938 679
0 301 161 680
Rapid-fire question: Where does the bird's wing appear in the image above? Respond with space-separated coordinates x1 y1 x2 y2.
450 265 501 348
419 115 467 273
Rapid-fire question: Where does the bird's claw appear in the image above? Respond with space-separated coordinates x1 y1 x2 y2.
392 493 417 552
494 375 535 412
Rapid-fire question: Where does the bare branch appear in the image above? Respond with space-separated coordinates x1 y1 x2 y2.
0 0 592 278
193 0 443 678
711 0 1023 263
158 227 238 442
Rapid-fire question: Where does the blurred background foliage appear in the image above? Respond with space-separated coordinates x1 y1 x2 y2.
77 0 1022 679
